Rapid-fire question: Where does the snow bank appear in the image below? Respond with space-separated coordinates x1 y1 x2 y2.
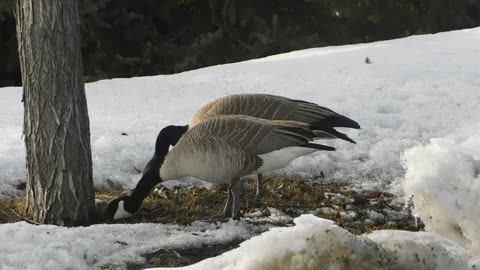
404 138 480 257
0 220 268 270
149 215 476 270
2 214 473 270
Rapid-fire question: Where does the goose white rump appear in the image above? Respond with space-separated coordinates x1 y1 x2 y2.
255 147 317 174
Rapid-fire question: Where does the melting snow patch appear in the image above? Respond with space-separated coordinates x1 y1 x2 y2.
148 215 475 270
404 138 480 257
0 220 269 270
367 210 385 223
340 211 357 220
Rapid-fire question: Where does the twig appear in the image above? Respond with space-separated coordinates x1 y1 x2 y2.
148 208 164 215
133 166 142 173
0 208 10 218
10 209 41 225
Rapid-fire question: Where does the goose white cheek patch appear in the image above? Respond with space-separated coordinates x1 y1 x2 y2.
113 200 133 220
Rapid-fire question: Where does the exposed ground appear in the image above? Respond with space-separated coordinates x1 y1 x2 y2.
0 177 423 269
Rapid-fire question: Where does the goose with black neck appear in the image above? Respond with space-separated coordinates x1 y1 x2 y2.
107 125 187 220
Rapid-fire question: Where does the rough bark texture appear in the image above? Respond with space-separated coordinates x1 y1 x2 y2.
15 0 95 226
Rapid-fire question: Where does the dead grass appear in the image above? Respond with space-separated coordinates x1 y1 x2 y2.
0 177 420 234
0 197 26 223
95 177 349 225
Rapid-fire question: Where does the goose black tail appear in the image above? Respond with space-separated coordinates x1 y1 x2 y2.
317 127 357 144
304 143 336 151
313 115 360 129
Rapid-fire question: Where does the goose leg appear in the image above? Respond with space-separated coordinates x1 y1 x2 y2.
255 173 264 199
230 177 243 220
222 185 233 218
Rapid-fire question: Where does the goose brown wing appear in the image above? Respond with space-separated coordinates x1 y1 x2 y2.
286 99 360 129
188 115 315 155
190 94 301 126
190 94 360 130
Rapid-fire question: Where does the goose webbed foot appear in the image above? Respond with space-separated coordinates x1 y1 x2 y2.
204 196 235 222
204 215 230 223
231 211 243 220
205 184 234 223
220 178 244 219
210 178 244 222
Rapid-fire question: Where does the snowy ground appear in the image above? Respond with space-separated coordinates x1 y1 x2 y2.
0 27 479 269
0 219 271 269
149 215 479 270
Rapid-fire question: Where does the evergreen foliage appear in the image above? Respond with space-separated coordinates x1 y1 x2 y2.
1 0 479 86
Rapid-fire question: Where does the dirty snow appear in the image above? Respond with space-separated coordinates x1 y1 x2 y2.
149 215 478 270
404 138 480 257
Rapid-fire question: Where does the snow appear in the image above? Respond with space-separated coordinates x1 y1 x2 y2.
148 215 477 270
367 210 385 223
0 220 270 270
1 27 480 269
404 138 480 257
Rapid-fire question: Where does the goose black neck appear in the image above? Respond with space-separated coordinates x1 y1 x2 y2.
143 124 188 175
126 125 188 213
126 169 161 213
155 125 189 151
128 154 164 213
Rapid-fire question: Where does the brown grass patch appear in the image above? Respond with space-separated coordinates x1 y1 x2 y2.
0 177 420 235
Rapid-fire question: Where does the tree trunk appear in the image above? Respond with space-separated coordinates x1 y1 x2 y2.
15 0 95 226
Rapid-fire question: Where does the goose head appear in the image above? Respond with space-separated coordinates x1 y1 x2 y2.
106 124 187 220
107 195 134 220
163 125 188 147
107 167 162 220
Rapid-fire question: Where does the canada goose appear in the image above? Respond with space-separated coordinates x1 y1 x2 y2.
107 115 335 220
171 94 360 197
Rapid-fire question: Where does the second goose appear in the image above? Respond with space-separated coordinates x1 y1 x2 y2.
168 93 360 197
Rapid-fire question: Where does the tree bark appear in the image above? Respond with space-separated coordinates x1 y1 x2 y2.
15 0 95 226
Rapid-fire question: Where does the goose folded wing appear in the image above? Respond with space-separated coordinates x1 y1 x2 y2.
190 94 319 125
190 115 316 156
205 93 339 124
163 136 263 182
